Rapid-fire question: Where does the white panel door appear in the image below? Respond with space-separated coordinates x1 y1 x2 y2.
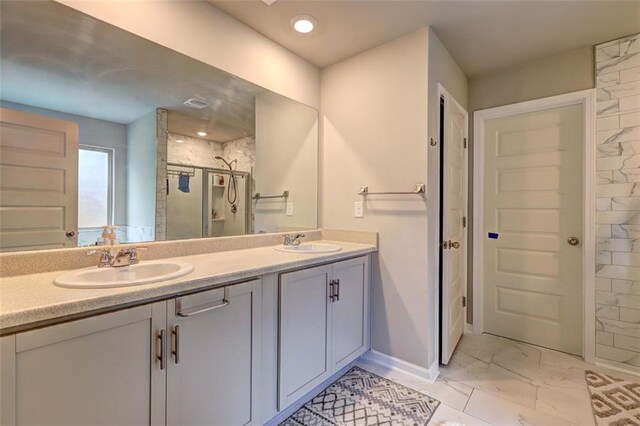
278 265 331 409
166 281 259 426
483 104 583 355
0 303 166 426
0 108 78 251
441 96 468 364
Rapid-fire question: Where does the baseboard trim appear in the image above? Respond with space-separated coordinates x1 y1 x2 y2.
361 350 439 383
593 356 640 377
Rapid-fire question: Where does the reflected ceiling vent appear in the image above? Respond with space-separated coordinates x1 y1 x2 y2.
183 98 210 109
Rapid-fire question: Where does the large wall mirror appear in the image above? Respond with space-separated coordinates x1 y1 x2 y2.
0 1 318 252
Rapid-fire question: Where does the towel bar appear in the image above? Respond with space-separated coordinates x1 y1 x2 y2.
253 190 289 200
357 184 425 196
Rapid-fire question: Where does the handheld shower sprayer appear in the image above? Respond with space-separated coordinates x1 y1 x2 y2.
215 156 238 211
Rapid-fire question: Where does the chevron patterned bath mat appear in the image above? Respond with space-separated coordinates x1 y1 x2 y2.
586 370 640 425
281 366 440 426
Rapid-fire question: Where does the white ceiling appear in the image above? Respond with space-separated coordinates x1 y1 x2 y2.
210 0 640 77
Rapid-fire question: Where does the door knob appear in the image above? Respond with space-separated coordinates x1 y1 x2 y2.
65 230 76 238
444 240 460 249
567 237 580 246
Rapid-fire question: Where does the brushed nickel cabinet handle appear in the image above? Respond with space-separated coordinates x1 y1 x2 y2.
335 279 340 302
171 326 180 364
176 287 230 317
329 280 335 302
157 330 166 370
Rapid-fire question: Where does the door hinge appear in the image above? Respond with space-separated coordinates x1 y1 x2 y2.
463 216 467 228
462 296 467 308
463 137 467 149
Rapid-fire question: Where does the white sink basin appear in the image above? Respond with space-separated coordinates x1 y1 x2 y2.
274 243 342 254
54 261 194 289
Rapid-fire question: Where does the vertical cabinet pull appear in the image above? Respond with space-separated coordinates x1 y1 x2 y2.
328 279 341 302
172 326 180 364
157 329 166 370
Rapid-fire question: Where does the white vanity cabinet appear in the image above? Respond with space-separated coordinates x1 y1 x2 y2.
277 256 369 409
0 302 167 426
0 279 261 426
166 280 261 426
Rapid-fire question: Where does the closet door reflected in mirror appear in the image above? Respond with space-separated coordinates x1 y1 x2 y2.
0 1 318 252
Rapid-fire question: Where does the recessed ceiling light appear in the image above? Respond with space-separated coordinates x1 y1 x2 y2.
196 131 207 137
175 139 184 144
290 15 316 34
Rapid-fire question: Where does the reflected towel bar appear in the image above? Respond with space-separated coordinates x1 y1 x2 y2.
253 190 289 200
358 184 425 196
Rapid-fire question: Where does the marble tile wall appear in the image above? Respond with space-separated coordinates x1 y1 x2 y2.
155 109 168 241
595 33 640 366
167 133 255 173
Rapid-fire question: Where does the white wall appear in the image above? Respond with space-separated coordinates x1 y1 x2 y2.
322 27 467 370
127 111 157 235
56 0 320 109
321 28 431 368
255 92 318 234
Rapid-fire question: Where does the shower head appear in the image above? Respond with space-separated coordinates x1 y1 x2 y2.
215 156 236 171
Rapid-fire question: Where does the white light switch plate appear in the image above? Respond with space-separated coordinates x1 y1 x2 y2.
286 202 294 216
354 201 364 218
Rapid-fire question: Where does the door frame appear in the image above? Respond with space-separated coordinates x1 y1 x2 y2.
472 89 596 361
437 84 469 363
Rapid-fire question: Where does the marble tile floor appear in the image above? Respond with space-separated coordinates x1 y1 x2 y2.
356 333 640 426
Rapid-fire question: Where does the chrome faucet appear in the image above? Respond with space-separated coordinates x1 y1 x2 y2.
87 246 147 268
87 248 113 268
283 233 306 246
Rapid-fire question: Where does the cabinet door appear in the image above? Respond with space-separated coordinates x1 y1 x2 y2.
0 303 166 426
278 265 331 409
166 280 261 426
331 256 369 371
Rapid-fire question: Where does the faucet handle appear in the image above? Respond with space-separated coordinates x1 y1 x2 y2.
291 233 305 246
86 248 112 267
124 246 148 263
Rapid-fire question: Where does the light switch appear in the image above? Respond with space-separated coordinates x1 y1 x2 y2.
354 201 364 218
286 202 294 216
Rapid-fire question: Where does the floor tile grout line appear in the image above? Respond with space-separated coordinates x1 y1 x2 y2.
462 387 474 413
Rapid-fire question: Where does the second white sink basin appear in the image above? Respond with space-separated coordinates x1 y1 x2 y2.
274 243 342 254
54 261 194 289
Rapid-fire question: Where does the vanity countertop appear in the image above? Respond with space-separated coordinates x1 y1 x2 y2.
0 240 376 334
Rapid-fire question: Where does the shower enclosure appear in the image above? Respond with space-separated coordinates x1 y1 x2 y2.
166 163 251 240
